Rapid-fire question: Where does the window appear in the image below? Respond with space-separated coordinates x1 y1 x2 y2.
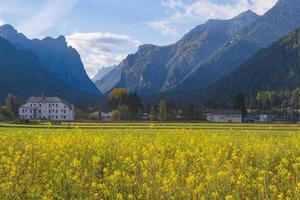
49 110 51 113
56 110 58 113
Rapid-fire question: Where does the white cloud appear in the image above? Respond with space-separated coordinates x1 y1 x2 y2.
18 0 78 37
151 0 278 36
66 32 140 77
149 20 178 36
0 8 4 26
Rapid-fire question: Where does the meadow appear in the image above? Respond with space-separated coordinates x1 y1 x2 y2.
1 123 300 199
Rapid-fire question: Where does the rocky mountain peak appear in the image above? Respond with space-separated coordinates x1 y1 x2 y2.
41 35 68 49
267 0 300 14
235 10 259 19
0 24 18 35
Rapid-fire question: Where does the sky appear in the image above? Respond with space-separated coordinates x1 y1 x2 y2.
0 0 278 77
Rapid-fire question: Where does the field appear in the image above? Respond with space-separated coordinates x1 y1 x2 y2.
1 123 300 199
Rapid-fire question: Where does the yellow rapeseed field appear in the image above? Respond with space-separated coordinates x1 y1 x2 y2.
1 124 300 199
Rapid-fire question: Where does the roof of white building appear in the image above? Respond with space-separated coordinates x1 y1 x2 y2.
21 97 73 108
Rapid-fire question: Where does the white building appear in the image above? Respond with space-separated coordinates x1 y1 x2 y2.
19 97 75 121
206 110 242 123
101 112 113 121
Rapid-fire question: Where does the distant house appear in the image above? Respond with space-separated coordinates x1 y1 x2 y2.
206 110 242 123
138 113 150 121
259 114 276 123
101 112 113 121
19 97 74 121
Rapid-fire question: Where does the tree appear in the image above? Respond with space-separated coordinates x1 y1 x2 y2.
291 88 300 109
4 94 21 118
234 93 247 119
109 88 128 100
150 106 158 121
183 104 196 121
108 88 128 110
159 101 167 121
0 106 14 120
112 110 121 121
107 89 143 119
117 106 131 120
75 109 89 120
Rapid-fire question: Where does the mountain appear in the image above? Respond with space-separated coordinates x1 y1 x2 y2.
0 36 102 106
173 0 300 93
0 25 100 95
93 66 116 82
100 10 260 94
95 66 122 93
207 28 300 101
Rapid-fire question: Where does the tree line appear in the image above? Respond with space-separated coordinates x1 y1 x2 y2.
0 94 21 121
91 88 206 121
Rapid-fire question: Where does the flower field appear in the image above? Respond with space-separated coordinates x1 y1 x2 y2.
1 124 300 199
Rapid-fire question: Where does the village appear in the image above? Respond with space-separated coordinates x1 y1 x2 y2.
16 95 286 124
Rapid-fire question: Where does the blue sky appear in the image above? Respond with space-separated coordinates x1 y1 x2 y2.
0 0 278 77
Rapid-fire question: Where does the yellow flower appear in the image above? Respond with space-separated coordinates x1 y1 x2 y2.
225 195 233 200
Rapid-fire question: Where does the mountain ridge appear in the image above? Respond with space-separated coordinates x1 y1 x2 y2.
207 27 300 101
0 36 102 106
100 10 260 94
172 0 300 93
0 25 100 95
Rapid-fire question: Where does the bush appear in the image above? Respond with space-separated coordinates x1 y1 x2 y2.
0 106 14 120
117 106 131 120
112 111 121 121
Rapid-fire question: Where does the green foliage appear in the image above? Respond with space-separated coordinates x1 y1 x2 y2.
0 94 20 120
107 89 143 119
4 94 21 118
75 109 89 120
234 93 247 119
117 106 131 121
159 101 167 121
88 112 100 120
150 106 158 121
209 28 300 103
112 110 121 121
183 104 197 121
0 106 13 120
